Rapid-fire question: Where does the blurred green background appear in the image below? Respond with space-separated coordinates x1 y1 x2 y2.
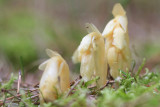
0 0 160 82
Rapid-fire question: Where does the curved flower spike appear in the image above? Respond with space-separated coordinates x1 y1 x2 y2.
39 49 70 104
72 23 107 88
102 3 132 79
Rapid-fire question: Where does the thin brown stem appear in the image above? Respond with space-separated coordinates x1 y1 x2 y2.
66 79 81 97
17 71 22 94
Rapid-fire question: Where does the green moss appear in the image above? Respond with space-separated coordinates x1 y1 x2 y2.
1 73 17 90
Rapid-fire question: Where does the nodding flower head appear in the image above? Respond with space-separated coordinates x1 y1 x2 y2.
102 3 128 38
39 49 70 104
102 3 132 79
72 23 107 88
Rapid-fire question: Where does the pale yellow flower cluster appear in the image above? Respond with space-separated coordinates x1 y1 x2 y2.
39 49 70 104
38 3 132 105
102 3 131 78
73 3 131 82
72 23 107 88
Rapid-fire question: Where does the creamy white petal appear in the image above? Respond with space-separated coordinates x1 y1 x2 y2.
38 59 51 71
80 54 95 82
112 27 127 50
102 19 116 37
72 48 80 64
78 34 92 53
117 16 128 32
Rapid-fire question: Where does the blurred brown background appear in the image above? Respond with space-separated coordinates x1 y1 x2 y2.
0 0 160 83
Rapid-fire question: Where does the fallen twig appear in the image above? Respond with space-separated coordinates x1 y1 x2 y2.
99 80 115 90
17 71 21 94
66 79 81 97
2 91 6 107
1 89 29 106
0 88 39 106
70 75 82 86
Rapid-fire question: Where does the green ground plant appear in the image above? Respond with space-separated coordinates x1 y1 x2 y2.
0 59 160 107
